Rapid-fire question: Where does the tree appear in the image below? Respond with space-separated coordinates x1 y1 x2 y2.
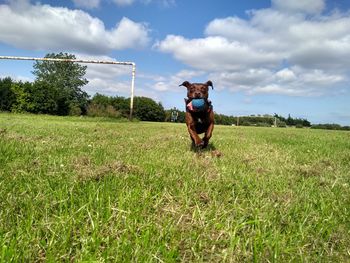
10 81 34 113
286 114 294 126
111 96 130 116
91 93 112 106
29 81 58 114
130 97 166 121
87 93 121 118
32 52 89 115
0 77 16 111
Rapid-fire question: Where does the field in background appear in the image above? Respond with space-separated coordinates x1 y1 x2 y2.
0 113 349 261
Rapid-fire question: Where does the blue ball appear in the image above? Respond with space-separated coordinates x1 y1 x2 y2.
192 98 205 110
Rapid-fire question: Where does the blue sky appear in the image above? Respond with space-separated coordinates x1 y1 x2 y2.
0 0 350 125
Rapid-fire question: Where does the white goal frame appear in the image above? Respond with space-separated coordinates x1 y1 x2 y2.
0 55 136 119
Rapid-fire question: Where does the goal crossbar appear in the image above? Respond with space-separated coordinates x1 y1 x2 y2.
0 55 136 119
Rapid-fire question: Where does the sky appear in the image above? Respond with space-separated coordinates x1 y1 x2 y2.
0 0 350 125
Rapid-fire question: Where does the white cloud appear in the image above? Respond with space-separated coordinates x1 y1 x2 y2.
112 0 135 6
157 0 350 97
208 69 272 93
72 0 101 9
275 68 297 82
205 16 264 42
71 0 174 8
272 0 325 14
84 78 132 97
299 68 346 87
0 1 150 54
140 0 176 8
204 66 347 97
157 35 280 71
250 84 300 96
72 54 135 97
108 17 150 49
144 69 205 92
76 54 132 78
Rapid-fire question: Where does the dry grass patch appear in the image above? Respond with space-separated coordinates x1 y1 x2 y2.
72 155 141 181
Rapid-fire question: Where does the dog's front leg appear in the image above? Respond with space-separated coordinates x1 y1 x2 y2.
203 123 214 147
186 113 203 147
203 111 214 147
187 124 203 147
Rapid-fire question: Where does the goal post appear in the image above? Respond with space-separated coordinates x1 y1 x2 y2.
0 55 136 120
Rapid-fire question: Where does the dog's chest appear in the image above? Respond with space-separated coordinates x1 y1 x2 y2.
192 112 209 133
193 112 207 124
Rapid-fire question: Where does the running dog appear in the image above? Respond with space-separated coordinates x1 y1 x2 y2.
180 80 214 148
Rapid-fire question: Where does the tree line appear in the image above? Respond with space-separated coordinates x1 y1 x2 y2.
0 77 166 122
1 52 348 130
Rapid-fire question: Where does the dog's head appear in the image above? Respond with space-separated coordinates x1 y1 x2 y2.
179 80 213 99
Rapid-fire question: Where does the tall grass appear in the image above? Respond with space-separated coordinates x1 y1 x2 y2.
0 113 349 262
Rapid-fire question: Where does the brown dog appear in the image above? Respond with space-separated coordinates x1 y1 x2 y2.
180 80 214 148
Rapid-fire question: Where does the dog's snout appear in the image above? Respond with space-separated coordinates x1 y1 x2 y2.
194 92 202 98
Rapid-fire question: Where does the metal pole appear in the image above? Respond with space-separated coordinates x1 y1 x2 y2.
129 63 136 120
0 55 135 66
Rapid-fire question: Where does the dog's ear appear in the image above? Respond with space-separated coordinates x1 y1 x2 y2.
206 80 214 90
179 81 191 88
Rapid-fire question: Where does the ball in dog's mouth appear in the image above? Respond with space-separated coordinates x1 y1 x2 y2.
191 98 205 110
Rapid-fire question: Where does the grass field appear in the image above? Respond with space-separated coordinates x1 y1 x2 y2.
0 113 349 262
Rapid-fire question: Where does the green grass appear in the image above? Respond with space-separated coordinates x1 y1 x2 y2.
0 113 349 262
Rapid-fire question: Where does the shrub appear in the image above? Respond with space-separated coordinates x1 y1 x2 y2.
69 103 82 116
86 103 120 118
256 122 271 127
277 121 287 128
